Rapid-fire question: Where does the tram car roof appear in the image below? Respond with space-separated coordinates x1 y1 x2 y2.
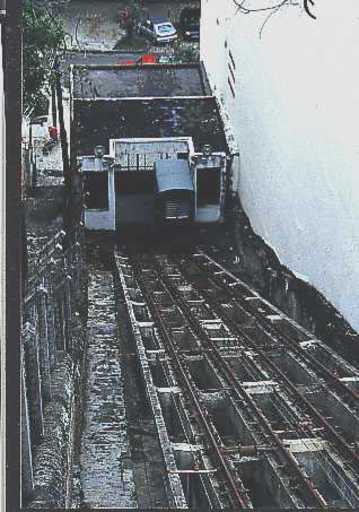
155 160 194 193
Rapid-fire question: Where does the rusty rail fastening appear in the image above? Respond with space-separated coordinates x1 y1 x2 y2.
176 254 359 474
131 256 251 511
135 254 328 510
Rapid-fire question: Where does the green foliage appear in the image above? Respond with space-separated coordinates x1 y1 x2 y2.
173 42 199 64
118 0 144 39
128 0 143 24
23 0 67 113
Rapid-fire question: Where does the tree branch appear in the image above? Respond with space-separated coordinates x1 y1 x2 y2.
232 0 317 19
259 4 282 38
304 0 316 19
232 0 290 14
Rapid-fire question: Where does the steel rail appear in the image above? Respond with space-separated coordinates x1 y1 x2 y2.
145 255 328 510
131 257 251 511
192 252 359 405
176 255 359 473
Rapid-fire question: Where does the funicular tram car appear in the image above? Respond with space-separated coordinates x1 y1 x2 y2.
79 138 227 230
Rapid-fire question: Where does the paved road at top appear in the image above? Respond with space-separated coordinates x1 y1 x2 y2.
62 0 200 51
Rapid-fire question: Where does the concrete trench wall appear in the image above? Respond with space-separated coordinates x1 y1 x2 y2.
226 199 359 363
113 273 183 509
114 256 189 509
22 228 88 507
294 450 359 508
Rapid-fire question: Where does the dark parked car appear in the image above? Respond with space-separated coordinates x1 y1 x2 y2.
138 15 177 44
179 7 200 41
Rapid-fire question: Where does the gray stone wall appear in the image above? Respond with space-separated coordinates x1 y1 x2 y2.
22 226 87 508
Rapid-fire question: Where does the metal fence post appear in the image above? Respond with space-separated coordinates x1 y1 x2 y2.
35 283 52 401
23 316 44 444
21 347 34 501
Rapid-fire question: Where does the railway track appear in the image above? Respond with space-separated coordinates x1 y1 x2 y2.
130 260 251 511
114 248 359 509
187 251 359 403
170 252 359 465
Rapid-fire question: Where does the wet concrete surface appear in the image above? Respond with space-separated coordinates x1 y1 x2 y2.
33 142 64 187
63 1 125 51
60 50 144 88
79 269 137 508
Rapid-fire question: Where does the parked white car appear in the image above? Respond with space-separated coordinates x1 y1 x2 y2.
138 16 177 44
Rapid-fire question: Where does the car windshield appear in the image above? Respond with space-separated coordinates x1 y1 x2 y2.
156 23 174 34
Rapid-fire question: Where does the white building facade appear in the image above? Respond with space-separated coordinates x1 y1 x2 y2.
201 0 359 330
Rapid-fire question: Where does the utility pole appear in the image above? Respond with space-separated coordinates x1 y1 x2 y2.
54 56 70 195
51 81 57 128
54 55 75 239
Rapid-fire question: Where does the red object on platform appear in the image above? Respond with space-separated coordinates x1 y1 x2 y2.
49 126 58 140
141 54 157 64
119 54 157 66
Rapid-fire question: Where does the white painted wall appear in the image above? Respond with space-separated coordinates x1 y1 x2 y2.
85 168 116 230
201 0 359 330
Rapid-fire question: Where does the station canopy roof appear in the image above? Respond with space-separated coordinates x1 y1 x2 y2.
72 98 228 156
71 63 210 99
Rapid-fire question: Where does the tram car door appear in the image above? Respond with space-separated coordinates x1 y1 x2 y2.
154 159 194 223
